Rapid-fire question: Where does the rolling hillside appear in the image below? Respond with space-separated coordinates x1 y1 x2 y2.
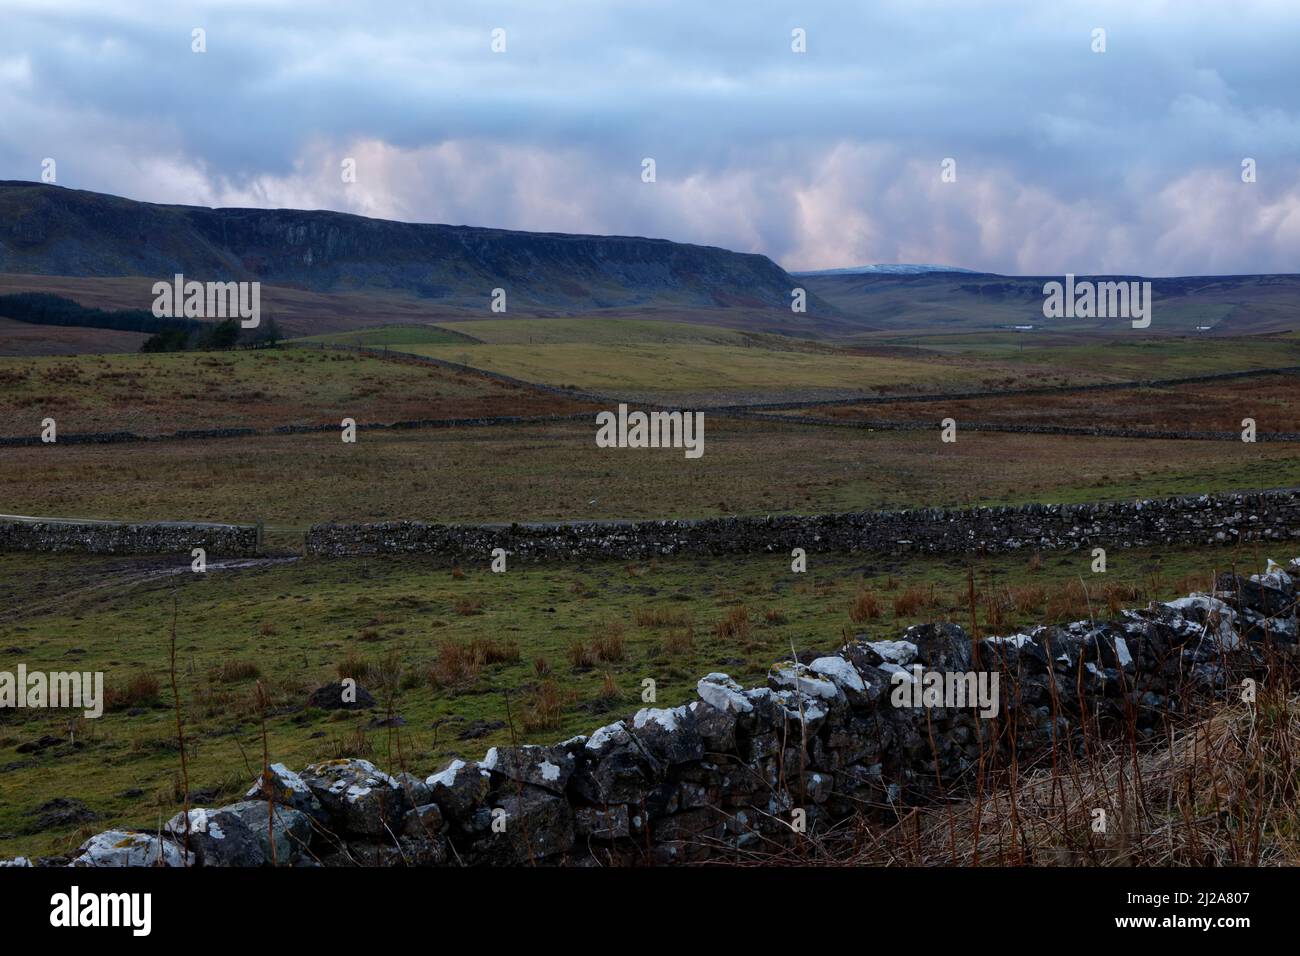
804 270 1300 334
0 180 832 316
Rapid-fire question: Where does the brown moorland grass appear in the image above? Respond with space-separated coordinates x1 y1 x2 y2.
745 685 1300 867
0 349 595 436
783 373 1300 434
6 423 1299 548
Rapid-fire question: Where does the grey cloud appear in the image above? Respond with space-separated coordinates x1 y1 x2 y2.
2 0 1299 273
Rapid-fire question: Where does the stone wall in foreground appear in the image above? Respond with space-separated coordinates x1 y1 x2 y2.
0 515 261 556
13 556 1296 867
306 489 1300 560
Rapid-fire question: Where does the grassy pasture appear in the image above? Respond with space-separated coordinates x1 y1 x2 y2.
390 320 1300 403
5 423 1299 547
401 341 987 398
0 541 1249 860
293 325 479 347
432 317 817 348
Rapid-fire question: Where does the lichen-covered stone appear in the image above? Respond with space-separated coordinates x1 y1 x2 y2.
245 762 325 820
220 800 314 865
629 705 703 765
164 807 264 867
300 758 406 837
481 744 575 794
70 830 193 868
425 758 491 822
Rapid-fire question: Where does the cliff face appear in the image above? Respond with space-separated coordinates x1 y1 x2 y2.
0 181 809 311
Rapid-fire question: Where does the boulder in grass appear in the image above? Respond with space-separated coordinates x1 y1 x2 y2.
307 682 376 710
25 797 97 833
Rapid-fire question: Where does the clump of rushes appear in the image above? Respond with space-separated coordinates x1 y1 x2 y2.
567 640 595 670
592 622 625 662
849 590 880 623
715 606 750 642
661 626 695 656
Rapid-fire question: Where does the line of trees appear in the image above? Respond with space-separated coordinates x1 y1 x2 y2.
0 292 281 352
141 316 282 352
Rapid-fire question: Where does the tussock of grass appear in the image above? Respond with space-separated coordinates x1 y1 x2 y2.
715 606 751 643
105 672 161 711
209 660 260 683
849 590 881 624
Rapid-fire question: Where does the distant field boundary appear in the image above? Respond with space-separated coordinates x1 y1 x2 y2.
3 346 1296 446
294 341 611 402
0 414 594 447
708 365 1300 411
3 404 1297 447
306 341 1300 410
714 408 1300 442
306 488 1300 559
289 344 1300 443
0 513 261 556
7 488 1299 557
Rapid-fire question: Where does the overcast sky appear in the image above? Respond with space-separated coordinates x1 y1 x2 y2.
3 0 1299 275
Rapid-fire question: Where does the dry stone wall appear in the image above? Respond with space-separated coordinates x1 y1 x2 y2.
307 489 1300 560
0 515 261 556
12 556 1297 867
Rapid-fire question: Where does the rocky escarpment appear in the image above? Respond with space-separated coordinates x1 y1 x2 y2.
9 557 1297 868
0 181 816 312
306 489 1300 560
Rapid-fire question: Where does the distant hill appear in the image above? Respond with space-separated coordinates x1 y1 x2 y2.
791 263 979 276
0 181 832 317
803 270 1300 335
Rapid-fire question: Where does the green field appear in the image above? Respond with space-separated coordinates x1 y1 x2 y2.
0 542 1243 860
293 324 480 347
376 318 1300 402
402 341 977 397
434 317 815 347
